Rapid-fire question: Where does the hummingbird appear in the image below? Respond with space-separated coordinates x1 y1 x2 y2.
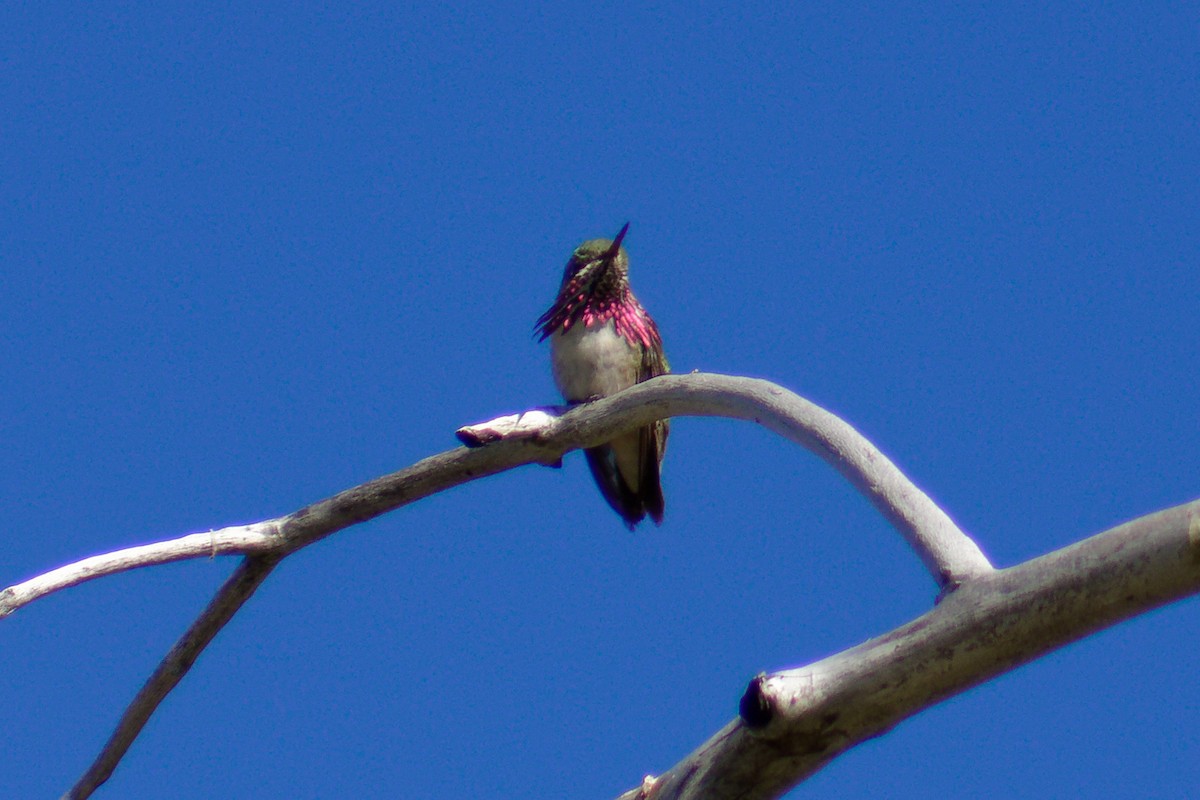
535 222 670 529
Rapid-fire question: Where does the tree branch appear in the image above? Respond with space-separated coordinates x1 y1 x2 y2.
459 374 994 586
4 374 984 623
1 373 995 796
618 499 1200 800
64 555 281 800
0 525 277 619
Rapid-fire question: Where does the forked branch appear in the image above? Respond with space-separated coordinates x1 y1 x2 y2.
0 373 994 798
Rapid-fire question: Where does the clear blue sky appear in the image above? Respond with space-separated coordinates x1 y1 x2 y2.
4 3 1199 797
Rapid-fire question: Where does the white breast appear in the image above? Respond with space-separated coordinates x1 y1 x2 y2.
550 319 640 402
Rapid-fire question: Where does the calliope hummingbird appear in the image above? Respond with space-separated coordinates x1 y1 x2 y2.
535 222 670 528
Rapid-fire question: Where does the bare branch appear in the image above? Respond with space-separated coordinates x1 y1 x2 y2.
0 524 277 619
64 555 280 800
462 374 994 585
617 499 1200 800
2 372 995 796
7 374 984 621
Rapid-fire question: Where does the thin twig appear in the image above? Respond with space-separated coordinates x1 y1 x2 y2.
0 525 277 618
63 555 281 800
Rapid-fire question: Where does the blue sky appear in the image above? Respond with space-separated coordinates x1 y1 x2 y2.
3 2 1199 797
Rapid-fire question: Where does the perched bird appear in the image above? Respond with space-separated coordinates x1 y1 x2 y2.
535 223 670 528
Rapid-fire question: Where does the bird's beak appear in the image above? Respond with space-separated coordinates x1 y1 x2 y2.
606 221 630 260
